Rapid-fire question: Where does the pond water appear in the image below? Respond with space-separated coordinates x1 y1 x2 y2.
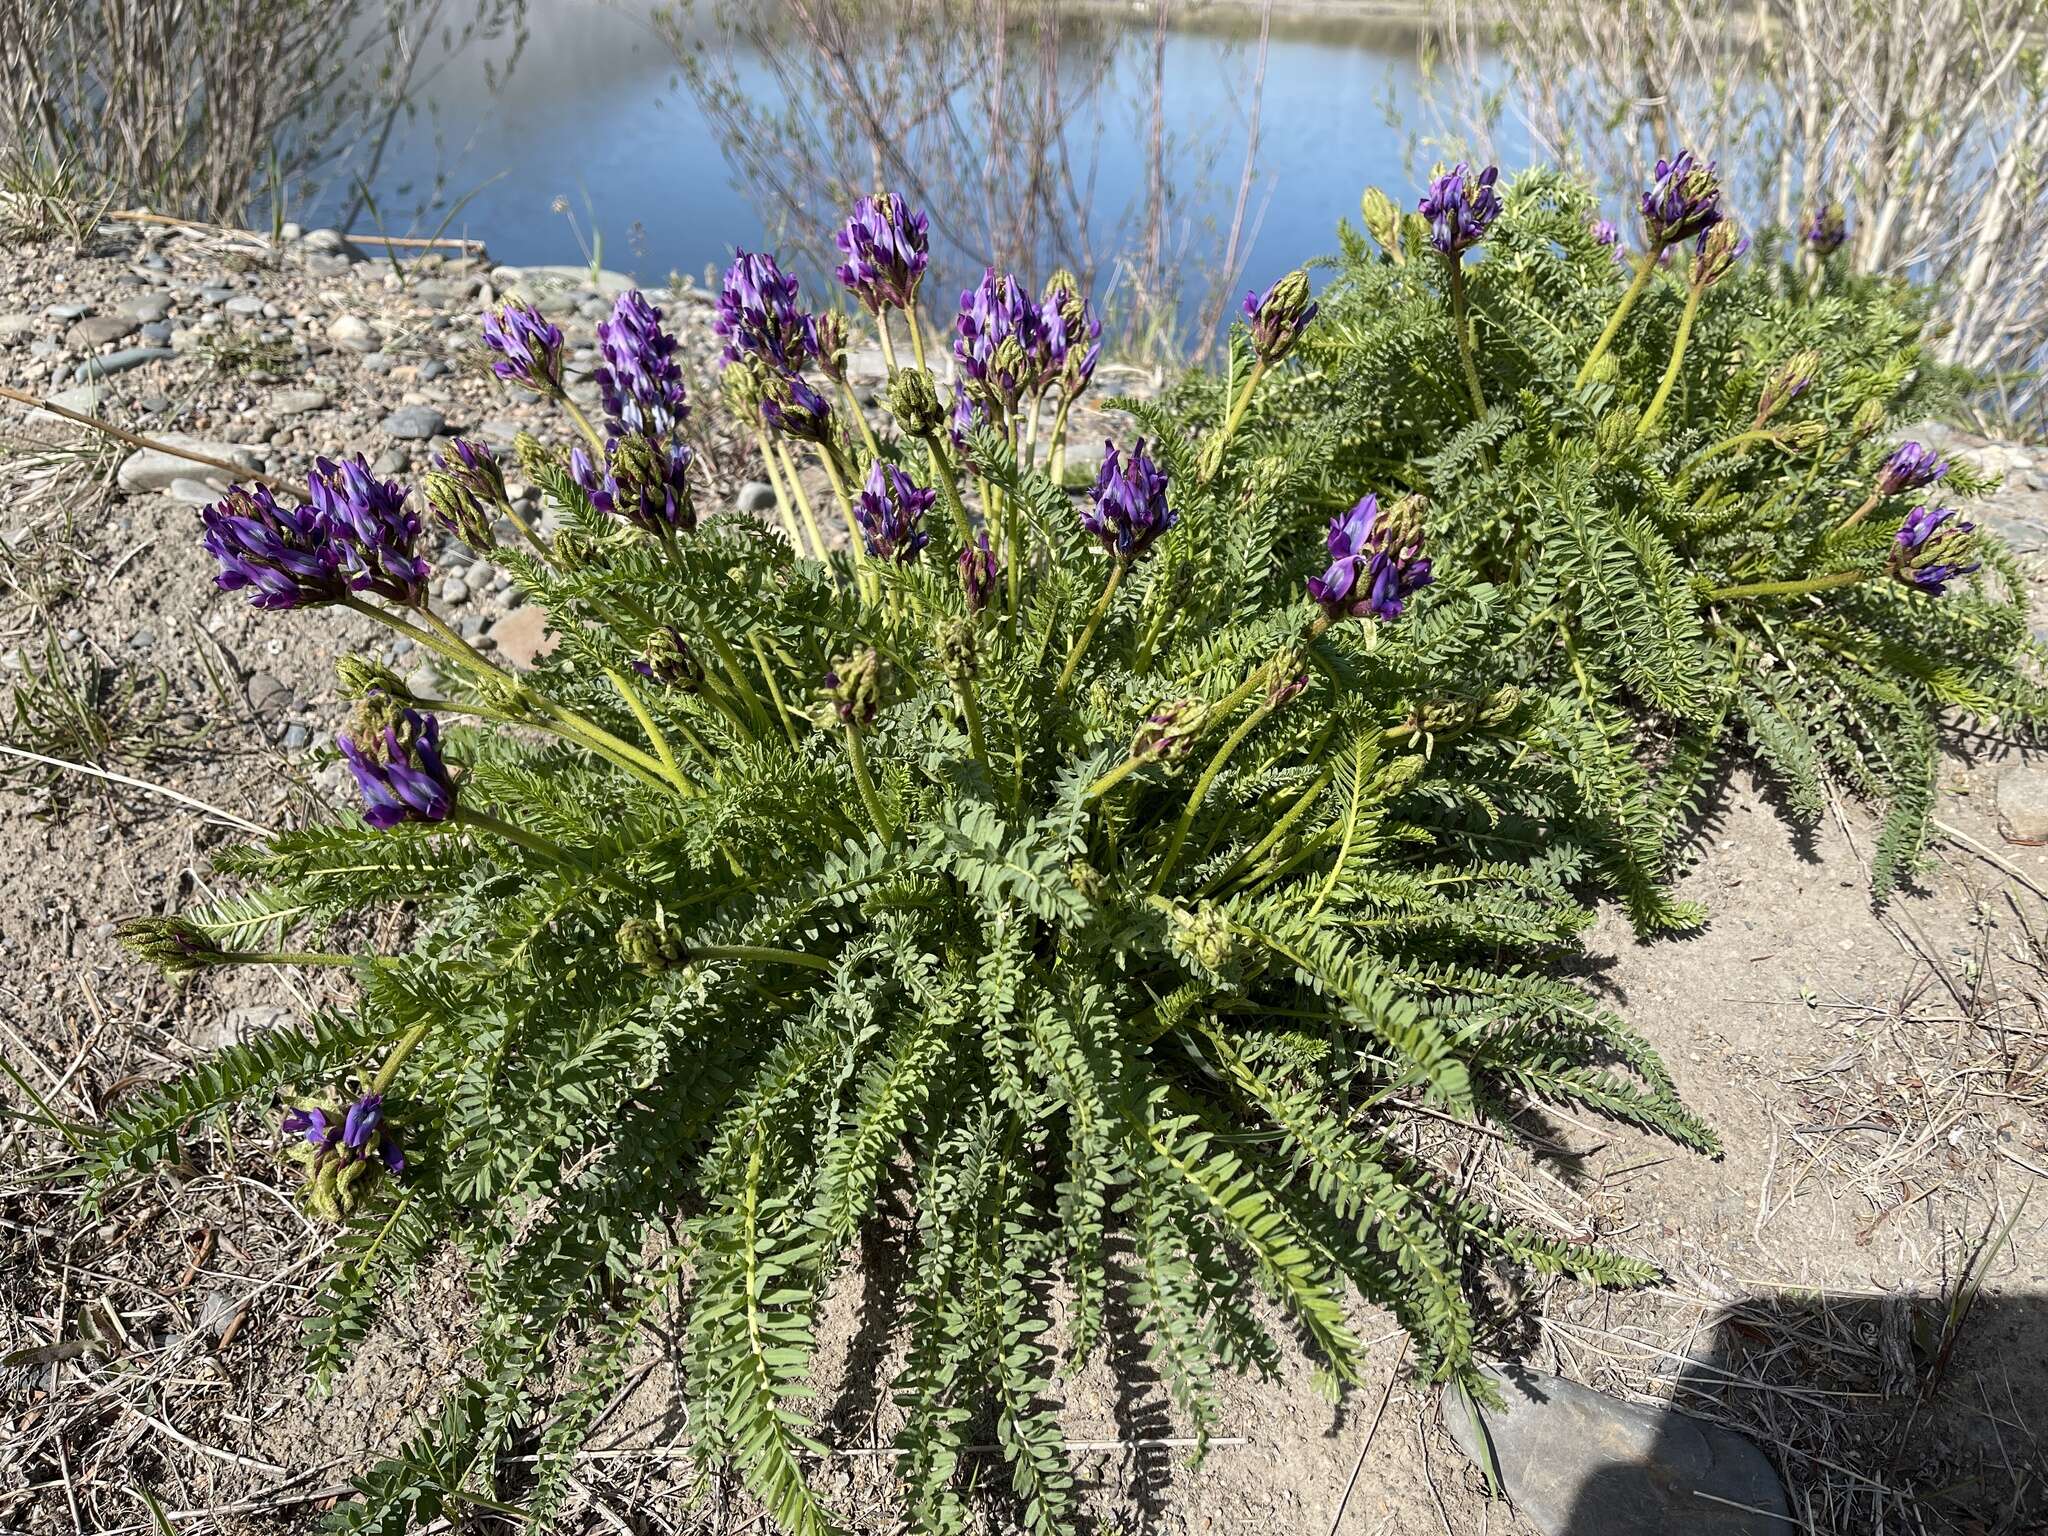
298 2 1516 348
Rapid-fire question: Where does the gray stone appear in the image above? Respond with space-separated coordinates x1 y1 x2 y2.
382 405 445 440
326 314 376 352
476 416 524 444
138 321 173 345
440 576 470 605
737 480 778 514
246 670 293 716
1443 1364 1789 1536
35 383 103 420
224 294 265 317
66 314 138 349
167 477 228 506
410 277 476 309
74 346 173 381
45 303 88 321
0 313 39 341
282 722 311 751
1995 761 2048 844
301 228 360 259
404 663 442 699
418 359 450 381
116 436 260 494
272 388 328 416
302 252 354 279
372 448 410 476
360 351 395 375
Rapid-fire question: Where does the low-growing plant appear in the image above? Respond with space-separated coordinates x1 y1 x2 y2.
1231 159 2047 903
92 190 1716 1532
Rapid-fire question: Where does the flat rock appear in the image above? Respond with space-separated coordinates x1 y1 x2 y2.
382 405 445 440
1996 761 2048 843
246 670 294 716
65 314 138 349
1444 1364 1788 1536
736 480 778 514
75 347 173 381
167 477 229 506
487 604 557 668
117 436 261 495
0 313 39 341
34 383 103 420
272 388 328 416
119 295 172 323
327 314 377 352
224 294 265 316
502 264 639 299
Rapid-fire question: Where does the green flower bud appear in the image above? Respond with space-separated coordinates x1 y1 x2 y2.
885 367 946 436
617 916 689 973
822 649 884 728
1850 399 1886 443
812 310 849 384
1067 860 1107 904
1168 902 1240 980
1595 402 1639 454
1360 187 1404 263
337 654 410 703
934 618 978 681
1131 698 1205 764
115 915 223 976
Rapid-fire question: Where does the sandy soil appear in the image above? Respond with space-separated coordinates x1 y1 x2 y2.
0 217 2043 1536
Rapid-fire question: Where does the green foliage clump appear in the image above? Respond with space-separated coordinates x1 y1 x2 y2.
86 209 1719 1532
1247 167 2047 902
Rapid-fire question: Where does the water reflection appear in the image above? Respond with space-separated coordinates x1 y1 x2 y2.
307 0 1493 354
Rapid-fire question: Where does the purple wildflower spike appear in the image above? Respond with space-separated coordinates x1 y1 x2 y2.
1305 493 1433 622
833 193 929 313
1418 162 1502 256
307 453 429 606
714 249 811 370
200 484 348 611
1080 439 1176 562
594 289 688 438
482 300 566 395
338 707 457 830
855 461 933 564
1640 151 1724 245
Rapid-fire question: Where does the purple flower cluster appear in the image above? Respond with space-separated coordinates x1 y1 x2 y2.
482 300 566 395
1306 493 1433 622
954 267 1044 413
855 461 933 563
1877 441 1948 497
338 706 457 830
759 372 835 443
1418 162 1502 256
1640 151 1724 246
1806 202 1847 255
1042 273 1103 395
715 249 813 371
1892 505 1980 595
571 436 697 535
834 193 929 313
200 484 348 611
594 289 688 438
282 1091 404 1174
424 438 509 547
1690 223 1750 288
308 454 431 605
200 456 428 613
1080 439 1176 562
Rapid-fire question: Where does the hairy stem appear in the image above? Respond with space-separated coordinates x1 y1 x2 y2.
456 805 578 864
772 441 832 563
1200 358 1269 486
1706 568 1866 602
1574 245 1664 387
842 723 894 843
1054 560 1127 697
1634 282 1704 440
1448 256 1486 416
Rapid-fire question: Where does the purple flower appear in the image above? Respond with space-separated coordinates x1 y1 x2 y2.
1242 270 1317 364
1080 439 1176 562
594 289 688 439
482 300 565 395
338 707 457 830
307 454 430 606
958 531 1000 613
954 268 1045 413
570 435 696 536
1305 493 1433 622
281 1106 338 1153
1892 505 1980 595
1591 217 1620 249
1640 151 1724 246
947 378 993 468
855 461 933 564
834 192 929 313
1040 273 1102 396
1418 162 1502 256
1806 201 1847 255
714 249 812 370
1877 441 1948 497
759 371 835 444
341 1092 382 1154
200 483 348 611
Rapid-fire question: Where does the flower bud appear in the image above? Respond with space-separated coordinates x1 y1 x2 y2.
759 371 835 444
617 915 689 972
116 915 223 976
886 368 947 436
337 654 410 702
1168 902 1240 980
1640 150 1724 246
933 619 978 681
1805 201 1847 256
633 625 703 690
811 310 850 385
822 649 883 727
1130 698 1205 763
1890 505 1980 596
1756 350 1821 426
1242 269 1317 364
1689 222 1748 289
1850 399 1886 443
1360 186 1403 261
1067 860 1108 904
957 530 1000 614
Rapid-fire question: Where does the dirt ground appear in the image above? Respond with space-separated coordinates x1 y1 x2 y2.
1 218 2044 1536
